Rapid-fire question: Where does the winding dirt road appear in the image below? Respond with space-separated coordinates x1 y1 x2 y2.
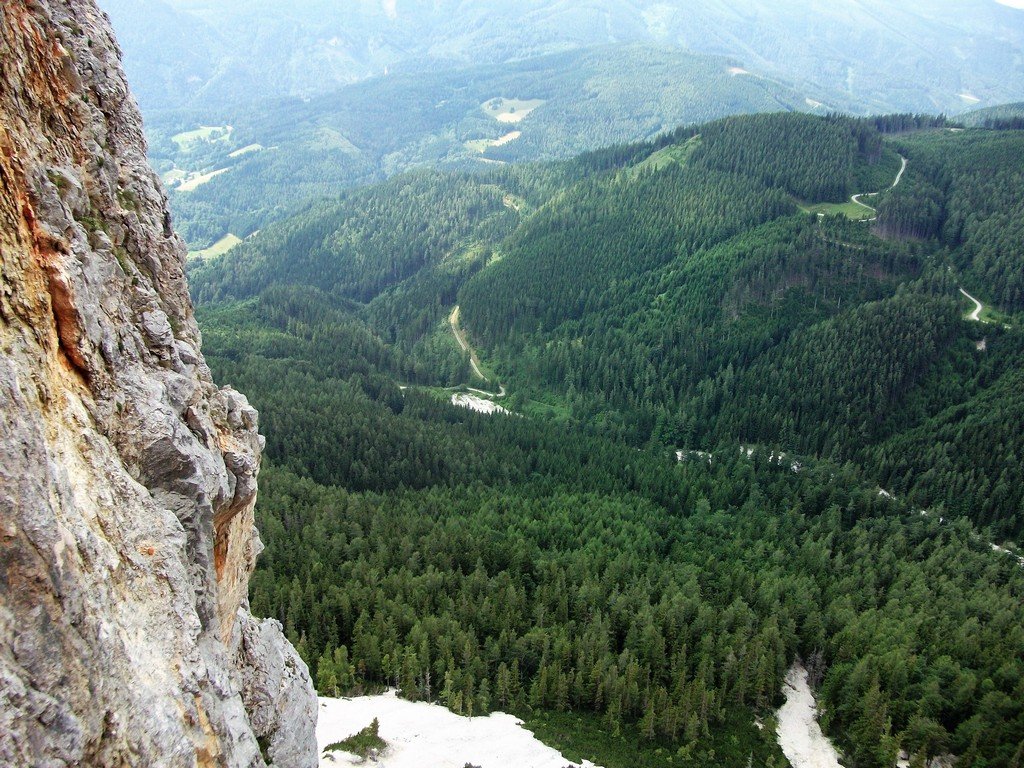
449 306 507 397
959 287 984 322
850 155 908 220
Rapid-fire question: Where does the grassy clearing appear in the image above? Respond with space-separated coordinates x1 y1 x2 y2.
408 383 507 404
162 168 187 185
502 194 525 213
969 298 1015 328
800 200 875 221
980 305 1014 327
635 136 702 174
188 233 243 261
481 97 546 123
417 385 458 400
523 707 788 768
311 127 360 153
228 143 263 158
464 131 522 153
171 125 232 150
518 397 571 420
445 242 492 267
475 185 525 215
799 147 902 221
177 168 230 192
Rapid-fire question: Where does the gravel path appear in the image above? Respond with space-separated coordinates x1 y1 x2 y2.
959 287 984 322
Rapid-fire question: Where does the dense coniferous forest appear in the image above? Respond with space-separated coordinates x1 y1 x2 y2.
878 130 1024 311
189 113 1024 767
961 102 1024 128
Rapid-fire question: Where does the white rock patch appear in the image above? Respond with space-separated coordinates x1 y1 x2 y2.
776 663 843 768
317 691 601 768
451 393 510 415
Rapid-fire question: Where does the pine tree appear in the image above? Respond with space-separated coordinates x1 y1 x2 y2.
640 699 657 741
477 678 491 715
496 663 511 709
851 678 897 768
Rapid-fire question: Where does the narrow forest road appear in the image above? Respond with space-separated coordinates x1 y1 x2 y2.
450 306 507 396
450 305 488 380
850 155 908 219
959 287 984 322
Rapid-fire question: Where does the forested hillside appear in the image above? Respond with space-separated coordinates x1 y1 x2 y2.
148 45 821 249
962 102 1024 128
878 130 1024 310
190 113 1024 767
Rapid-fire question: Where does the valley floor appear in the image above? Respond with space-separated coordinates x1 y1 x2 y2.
317 665 849 768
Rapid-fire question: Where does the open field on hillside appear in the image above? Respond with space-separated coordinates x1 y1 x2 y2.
187 233 242 261
481 97 546 123
800 200 876 220
171 124 233 150
465 130 522 153
228 143 263 158
177 167 230 192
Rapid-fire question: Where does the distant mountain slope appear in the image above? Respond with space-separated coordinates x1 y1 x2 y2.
99 0 224 108
961 101 1024 126
878 128 1024 310
149 45 824 247
101 0 1024 114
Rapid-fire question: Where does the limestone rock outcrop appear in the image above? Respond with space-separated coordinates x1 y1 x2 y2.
0 1 317 765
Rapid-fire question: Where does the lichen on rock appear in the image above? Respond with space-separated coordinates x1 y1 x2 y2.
0 1 316 765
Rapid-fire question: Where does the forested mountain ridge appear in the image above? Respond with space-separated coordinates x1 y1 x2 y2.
962 101 1024 128
878 129 1024 309
144 45 824 249
100 0 1024 252
103 0 1024 116
190 112 1024 767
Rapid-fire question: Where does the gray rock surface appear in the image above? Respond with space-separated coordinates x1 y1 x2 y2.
234 611 322 768
0 1 317 765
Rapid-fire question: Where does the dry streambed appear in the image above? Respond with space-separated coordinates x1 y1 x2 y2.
775 663 843 768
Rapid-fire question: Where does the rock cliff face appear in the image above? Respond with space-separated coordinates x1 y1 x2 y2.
0 2 317 766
